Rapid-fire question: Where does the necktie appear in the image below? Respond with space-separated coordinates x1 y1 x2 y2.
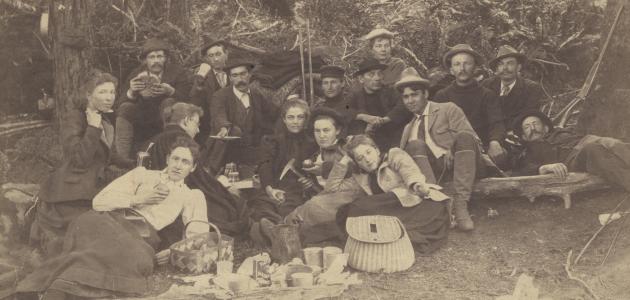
415 115 425 141
217 71 227 88
501 84 511 96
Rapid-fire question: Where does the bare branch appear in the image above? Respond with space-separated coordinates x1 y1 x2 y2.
234 21 280 37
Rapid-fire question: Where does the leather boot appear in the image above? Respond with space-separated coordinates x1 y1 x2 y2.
115 117 135 163
453 149 476 231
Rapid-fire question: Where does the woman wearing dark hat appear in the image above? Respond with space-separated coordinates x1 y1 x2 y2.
303 107 349 185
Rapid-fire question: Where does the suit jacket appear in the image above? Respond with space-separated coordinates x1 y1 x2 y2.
210 86 278 147
400 101 479 150
39 109 114 203
481 76 543 128
325 148 426 207
190 69 229 139
118 62 191 106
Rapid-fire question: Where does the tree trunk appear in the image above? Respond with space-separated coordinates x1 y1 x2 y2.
49 0 95 127
577 0 630 141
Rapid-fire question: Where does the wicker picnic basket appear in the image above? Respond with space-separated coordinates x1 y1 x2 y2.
344 215 415 273
169 220 234 274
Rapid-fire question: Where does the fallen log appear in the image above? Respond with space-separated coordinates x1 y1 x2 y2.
0 123 51 137
468 173 609 209
0 120 48 130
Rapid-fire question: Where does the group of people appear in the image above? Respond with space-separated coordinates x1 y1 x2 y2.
16 28 630 299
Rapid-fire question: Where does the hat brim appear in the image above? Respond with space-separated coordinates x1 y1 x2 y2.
442 49 484 69
354 63 388 77
225 61 255 71
513 110 553 136
488 53 527 69
394 78 431 90
200 40 227 56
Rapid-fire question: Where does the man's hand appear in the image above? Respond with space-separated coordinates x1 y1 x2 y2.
487 140 507 163
155 249 171 266
151 83 175 96
86 109 102 128
302 162 322 176
217 127 229 138
412 182 430 197
358 114 385 126
539 163 568 178
133 183 170 206
129 76 146 92
265 186 286 203
197 63 212 77
298 177 315 190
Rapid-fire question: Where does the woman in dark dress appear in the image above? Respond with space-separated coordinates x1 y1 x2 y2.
333 135 450 253
250 99 318 226
30 69 122 256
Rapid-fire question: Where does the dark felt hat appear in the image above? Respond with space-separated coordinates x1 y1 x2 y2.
141 38 171 58
354 57 387 77
320 65 345 79
513 110 554 137
310 106 346 129
442 44 484 68
200 38 227 56
394 67 431 91
488 45 527 69
223 54 255 72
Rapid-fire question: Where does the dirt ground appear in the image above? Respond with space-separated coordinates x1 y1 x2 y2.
1 128 630 300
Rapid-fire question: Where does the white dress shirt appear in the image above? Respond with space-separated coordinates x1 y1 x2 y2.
408 102 448 158
214 70 228 88
232 86 251 109
93 167 209 235
500 80 517 96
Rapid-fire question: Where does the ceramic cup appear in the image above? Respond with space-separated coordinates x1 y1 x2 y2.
302 247 323 268
322 246 343 269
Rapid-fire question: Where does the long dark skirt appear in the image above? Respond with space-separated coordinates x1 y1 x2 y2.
30 200 93 257
337 192 449 254
18 210 159 298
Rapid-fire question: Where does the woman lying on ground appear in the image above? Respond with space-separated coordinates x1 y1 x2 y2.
30 69 124 257
17 137 209 299
295 135 449 252
248 99 319 244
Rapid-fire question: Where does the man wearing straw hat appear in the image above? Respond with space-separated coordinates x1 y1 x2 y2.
482 45 544 130
397 67 491 231
190 39 231 145
362 28 407 86
433 44 507 166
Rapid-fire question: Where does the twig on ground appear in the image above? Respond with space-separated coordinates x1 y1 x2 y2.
341 45 364 60
600 212 628 266
31 31 50 58
565 250 600 300
231 5 241 29
235 21 280 37
111 5 139 42
400 46 428 73
575 197 627 265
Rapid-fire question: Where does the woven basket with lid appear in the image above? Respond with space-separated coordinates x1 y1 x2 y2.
344 215 415 273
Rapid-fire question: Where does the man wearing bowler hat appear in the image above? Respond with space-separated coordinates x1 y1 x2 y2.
362 28 407 86
190 39 231 145
482 45 544 130
397 67 495 231
433 44 507 166
204 54 278 175
347 57 412 151
115 38 191 166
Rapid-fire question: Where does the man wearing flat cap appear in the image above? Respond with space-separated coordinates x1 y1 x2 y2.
314 65 350 115
433 44 507 166
514 111 630 194
204 54 278 175
190 39 231 145
481 45 544 130
347 57 413 151
398 67 493 231
362 28 407 86
115 38 191 165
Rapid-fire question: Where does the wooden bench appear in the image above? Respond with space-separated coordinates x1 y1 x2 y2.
468 173 609 209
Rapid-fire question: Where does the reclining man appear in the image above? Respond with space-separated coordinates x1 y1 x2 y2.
397 67 497 231
116 38 191 165
514 111 630 193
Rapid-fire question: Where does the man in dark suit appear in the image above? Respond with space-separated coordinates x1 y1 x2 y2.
432 44 507 166
397 67 494 231
190 39 230 145
204 55 278 175
115 38 191 165
482 45 544 130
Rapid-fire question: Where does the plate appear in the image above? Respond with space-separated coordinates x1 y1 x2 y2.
209 135 241 141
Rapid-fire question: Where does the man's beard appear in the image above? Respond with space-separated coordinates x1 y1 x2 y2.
149 63 164 73
234 81 248 90
525 129 544 141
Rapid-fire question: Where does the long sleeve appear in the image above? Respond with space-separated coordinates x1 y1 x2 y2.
181 189 209 235
170 66 192 102
445 103 479 140
387 148 426 188
210 90 232 131
484 91 506 142
62 110 104 170
189 74 209 109
324 158 359 193
258 136 278 188
93 167 144 211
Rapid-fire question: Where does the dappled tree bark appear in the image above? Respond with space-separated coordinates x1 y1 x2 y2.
49 0 95 126
577 0 630 141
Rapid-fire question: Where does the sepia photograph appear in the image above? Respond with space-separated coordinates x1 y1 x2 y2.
0 0 629 299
